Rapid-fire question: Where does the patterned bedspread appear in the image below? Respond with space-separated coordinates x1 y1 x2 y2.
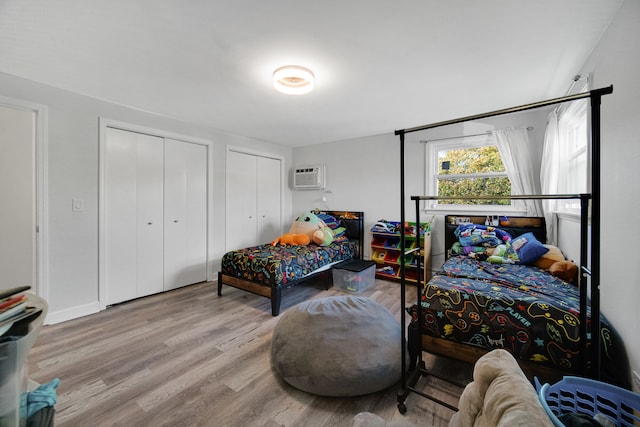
408 256 629 385
221 240 355 287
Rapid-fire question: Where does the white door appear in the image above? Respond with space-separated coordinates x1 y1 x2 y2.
164 139 207 291
0 105 35 292
226 151 258 250
256 156 282 244
104 128 164 304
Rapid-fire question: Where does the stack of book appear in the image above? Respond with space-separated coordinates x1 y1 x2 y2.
0 286 40 336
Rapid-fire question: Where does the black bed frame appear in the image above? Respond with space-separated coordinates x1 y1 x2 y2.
217 210 364 316
394 86 613 414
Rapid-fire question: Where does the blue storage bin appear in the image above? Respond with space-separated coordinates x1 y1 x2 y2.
535 376 640 427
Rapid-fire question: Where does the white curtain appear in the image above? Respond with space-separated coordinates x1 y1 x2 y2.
494 127 543 217
540 110 562 245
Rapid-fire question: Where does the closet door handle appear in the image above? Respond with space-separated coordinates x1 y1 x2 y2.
147 222 153 225
173 220 179 223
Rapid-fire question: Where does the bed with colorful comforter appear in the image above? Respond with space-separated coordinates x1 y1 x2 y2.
407 217 631 389
218 210 364 316
221 240 355 286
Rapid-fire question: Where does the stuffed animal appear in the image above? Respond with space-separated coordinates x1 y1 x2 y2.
272 233 311 246
548 260 578 284
271 212 336 246
486 243 518 264
311 227 335 246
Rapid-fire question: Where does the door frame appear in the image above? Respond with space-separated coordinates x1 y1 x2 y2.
0 96 49 302
98 118 212 310
225 145 285 249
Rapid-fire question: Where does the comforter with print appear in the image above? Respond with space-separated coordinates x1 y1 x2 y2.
221 240 355 287
408 256 630 388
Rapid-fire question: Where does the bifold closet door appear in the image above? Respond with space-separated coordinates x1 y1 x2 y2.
226 150 258 251
226 150 282 250
104 128 164 305
256 156 281 244
164 139 207 291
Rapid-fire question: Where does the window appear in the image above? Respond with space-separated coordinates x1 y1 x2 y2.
558 98 588 204
426 135 512 209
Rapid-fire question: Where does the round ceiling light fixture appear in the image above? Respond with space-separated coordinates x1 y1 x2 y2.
273 65 314 95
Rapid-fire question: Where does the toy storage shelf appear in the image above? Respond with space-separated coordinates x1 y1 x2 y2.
371 221 431 284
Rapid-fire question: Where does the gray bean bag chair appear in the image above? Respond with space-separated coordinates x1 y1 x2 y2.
271 295 403 397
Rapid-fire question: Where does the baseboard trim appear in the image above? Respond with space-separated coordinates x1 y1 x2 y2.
45 301 101 325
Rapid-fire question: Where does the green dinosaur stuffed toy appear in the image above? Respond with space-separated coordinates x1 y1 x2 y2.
272 212 339 246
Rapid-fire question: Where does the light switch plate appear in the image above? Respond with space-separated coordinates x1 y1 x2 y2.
72 198 84 212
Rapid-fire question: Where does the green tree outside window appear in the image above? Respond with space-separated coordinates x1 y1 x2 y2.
437 146 511 205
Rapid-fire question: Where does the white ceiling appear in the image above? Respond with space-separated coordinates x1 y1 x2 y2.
0 1 624 147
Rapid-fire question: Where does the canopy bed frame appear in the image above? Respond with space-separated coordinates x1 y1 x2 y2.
394 86 614 413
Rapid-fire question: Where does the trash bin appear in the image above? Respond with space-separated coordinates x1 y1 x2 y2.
0 292 47 427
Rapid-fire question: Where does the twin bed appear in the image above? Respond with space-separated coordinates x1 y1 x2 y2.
218 210 364 316
407 215 630 389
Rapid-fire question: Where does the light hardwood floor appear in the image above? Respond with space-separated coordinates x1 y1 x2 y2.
28 277 470 426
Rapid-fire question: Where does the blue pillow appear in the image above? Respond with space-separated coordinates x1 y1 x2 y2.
511 232 549 265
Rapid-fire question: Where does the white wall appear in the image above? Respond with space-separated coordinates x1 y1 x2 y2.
292 133 408 259
0 105 34 291
0 72 293 323
292 109 549 268
292 131 434 262
577 0 640 389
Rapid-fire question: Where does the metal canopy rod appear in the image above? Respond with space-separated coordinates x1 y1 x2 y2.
419 131 491 143
411 194 589 201
590 89 604 380
579 194 590 376
395 86 613 135
399 131 407 392
419 126 533 144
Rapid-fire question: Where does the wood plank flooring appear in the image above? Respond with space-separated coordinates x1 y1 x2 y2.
28 278 470 426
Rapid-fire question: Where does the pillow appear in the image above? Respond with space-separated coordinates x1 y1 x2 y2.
316 213 339 229
532 245 565 270
510 232 549 265
455 224 512 247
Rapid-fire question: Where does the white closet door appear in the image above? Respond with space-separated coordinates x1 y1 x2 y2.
256 156 282 244
0 105 35 292
164 139 207 290
226 151 258 251
104 128 164 304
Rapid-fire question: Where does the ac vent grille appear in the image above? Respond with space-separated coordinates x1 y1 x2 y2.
294 165 325 190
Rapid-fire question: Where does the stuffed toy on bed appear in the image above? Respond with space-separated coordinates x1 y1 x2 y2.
272 233 311 246
548 260 578 284
486 243 519 264
271 212 341 246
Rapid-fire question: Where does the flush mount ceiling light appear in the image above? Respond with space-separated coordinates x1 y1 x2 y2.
273 65 314 95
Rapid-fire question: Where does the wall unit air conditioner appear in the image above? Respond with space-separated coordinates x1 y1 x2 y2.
293 165 325 190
